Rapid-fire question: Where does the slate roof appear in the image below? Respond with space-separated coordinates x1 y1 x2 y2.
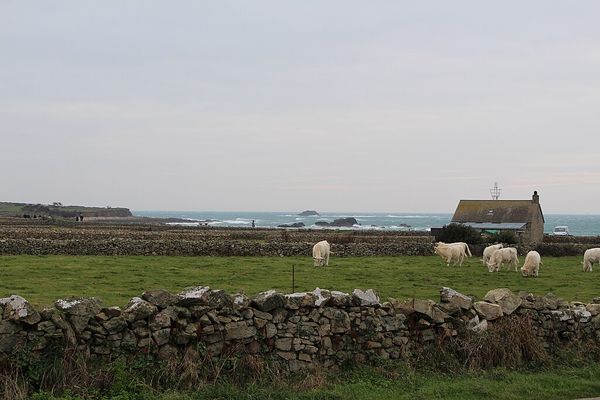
460 222 527 230
451 200 544 224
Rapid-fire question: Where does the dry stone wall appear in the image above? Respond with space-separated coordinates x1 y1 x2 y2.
0 223 435 256
1 287 599 370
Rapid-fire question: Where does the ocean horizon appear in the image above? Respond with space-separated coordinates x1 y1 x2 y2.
133 211 600 237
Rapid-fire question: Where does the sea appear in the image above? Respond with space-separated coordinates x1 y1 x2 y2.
133 211 600 237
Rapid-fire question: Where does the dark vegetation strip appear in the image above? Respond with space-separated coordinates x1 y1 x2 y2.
3 317 600 400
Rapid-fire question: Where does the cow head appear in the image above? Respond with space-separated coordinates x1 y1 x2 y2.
313 257 324 267
486 261 497 272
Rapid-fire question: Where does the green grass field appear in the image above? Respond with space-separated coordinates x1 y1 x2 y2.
29 364 600 400
0 255 595 307
199 365 600 400
0 202 25 213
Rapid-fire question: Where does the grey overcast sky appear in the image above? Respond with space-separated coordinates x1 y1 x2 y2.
1 1 600 213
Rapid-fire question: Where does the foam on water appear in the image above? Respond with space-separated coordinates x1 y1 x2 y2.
222 219 252 225
166 222 200 227
327 215 376 218
387 215 438 218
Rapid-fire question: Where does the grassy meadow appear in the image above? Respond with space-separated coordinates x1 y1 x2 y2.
0 255 595 307
27 364 600 400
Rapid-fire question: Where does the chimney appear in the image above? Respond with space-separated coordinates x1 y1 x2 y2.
532 191 539 204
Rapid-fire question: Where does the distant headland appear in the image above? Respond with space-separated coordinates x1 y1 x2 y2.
0 202 132 219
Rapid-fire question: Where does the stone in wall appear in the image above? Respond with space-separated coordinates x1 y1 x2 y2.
142 289 179 309
124 298 157 322
1 295 41 325
484 288 522 315
474 301 503 321
55 297 102 333
253 290 286 312
439 287 473 314
352 289 380 306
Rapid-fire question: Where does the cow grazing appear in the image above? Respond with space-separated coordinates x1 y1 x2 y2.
312 240 331 267
434 243 467 266
487 247 519 272
482 244 503 265
583 248 600 272
521 250 542 277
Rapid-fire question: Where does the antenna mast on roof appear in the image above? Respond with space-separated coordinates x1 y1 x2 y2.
490 182 502 200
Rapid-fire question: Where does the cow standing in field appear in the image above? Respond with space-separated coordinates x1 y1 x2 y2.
521 250 542 277
482 244 503 265
437 242 472 258
312 240 331 267
487 247 519 272
583 248 600 272
434 242 469 266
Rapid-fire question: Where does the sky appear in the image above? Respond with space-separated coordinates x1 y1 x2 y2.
1 1 600 213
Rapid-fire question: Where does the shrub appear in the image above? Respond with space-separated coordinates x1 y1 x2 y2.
435 223 481 245
406 315 549 372
485 231 518 245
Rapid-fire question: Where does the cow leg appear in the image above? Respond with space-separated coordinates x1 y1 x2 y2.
325 253 329 266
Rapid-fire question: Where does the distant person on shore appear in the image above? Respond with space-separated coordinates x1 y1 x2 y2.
252 220 256 228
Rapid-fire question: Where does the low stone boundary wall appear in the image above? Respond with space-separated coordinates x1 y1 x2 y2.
1 286 599 370
0 222 436 256
0 239 436 257
533 243 598 257
543 235 600 244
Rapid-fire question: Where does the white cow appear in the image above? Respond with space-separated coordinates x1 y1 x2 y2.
521 250 542 277
482 244 503 265
312 240 331 267
434 243 467 266
437 242 472 258
583 248 600 272
487 247 519 272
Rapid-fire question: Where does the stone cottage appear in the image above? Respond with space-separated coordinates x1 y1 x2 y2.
450 191 545 244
